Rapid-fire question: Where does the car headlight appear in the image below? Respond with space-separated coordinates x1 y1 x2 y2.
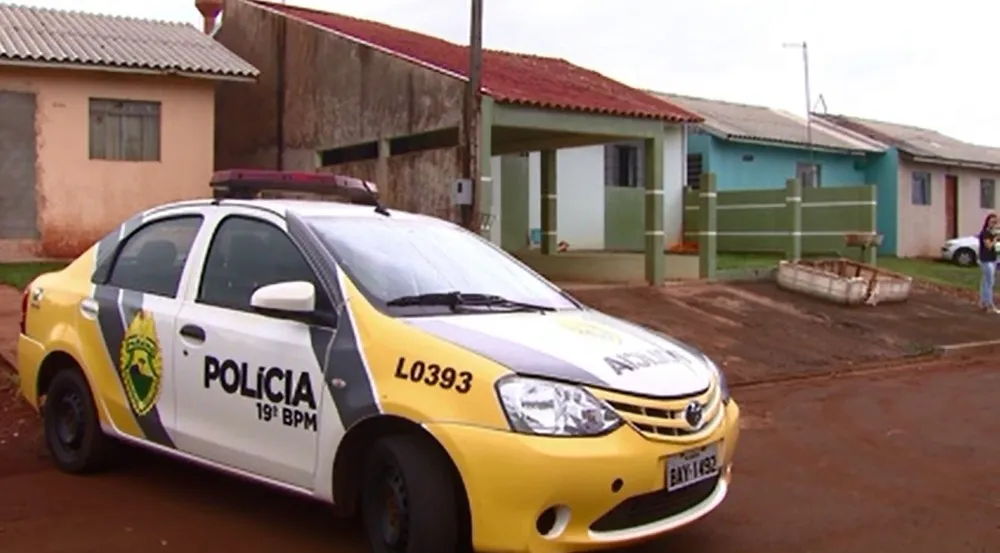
495 375 623 436
704 357 731 403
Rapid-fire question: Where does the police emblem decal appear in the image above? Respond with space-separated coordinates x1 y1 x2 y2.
119 310 163 416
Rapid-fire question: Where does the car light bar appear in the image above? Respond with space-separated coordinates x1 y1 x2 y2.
210 169 380 206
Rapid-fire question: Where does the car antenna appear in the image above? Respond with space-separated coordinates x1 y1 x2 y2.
360 180 390 217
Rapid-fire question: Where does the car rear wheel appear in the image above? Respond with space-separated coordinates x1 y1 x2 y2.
43 369 112 474
954 247 977 266
361 434 463 553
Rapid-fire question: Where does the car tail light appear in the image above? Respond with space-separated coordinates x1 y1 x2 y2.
19 287 28 335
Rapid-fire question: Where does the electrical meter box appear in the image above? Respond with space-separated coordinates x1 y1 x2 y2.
451 178 473 205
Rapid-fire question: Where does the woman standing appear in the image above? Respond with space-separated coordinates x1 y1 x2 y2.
978 213 998 312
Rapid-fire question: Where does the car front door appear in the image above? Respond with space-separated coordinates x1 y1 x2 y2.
89 212 205 448
172 210 337 489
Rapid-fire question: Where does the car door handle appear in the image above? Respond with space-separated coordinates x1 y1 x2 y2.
80 298 98 319
179 324 206 342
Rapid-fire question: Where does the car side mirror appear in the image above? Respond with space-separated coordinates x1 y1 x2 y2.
250 281 316 314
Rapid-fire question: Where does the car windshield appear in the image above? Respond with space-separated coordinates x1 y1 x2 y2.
306 216 578 314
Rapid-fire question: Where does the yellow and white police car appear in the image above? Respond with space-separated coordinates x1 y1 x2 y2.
16 170 740 553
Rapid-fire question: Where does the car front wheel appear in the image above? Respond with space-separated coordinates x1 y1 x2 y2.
42 369 112 474
361 434 464 553
953 247 977 266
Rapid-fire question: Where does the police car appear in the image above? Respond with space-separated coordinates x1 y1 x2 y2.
16 170 741 553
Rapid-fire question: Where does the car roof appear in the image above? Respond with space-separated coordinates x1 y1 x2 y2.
152 198 449 225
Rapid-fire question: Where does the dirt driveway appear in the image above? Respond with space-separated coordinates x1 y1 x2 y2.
571 281 997 384
2 355 997 553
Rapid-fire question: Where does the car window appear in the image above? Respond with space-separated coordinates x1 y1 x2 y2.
107 216 203 298
305 216 577 313
198 216 333 315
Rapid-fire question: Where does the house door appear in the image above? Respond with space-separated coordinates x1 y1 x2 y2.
945 175 959 239
0 91 39 239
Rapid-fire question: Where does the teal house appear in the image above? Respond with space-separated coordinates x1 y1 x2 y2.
648 92 901 252
651 92 888 190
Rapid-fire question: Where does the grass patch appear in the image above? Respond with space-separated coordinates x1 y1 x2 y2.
717 253 784 270
0 262 68 290
716 253 980 291
876 257 979 291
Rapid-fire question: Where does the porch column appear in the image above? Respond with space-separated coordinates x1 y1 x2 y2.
644 134 665 285
478 97 495 240
540 149 558 254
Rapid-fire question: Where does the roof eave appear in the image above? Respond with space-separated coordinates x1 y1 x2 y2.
494 98 700 123
908 154 1000 172
0 58 258 82
720 133 880 155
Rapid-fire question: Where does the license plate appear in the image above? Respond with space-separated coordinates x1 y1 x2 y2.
666 442 720 492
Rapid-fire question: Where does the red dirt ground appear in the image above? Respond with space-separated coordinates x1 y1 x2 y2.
569 281 999 384
1 355 997 553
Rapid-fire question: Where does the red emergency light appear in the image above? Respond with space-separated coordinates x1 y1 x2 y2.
210 169 380 206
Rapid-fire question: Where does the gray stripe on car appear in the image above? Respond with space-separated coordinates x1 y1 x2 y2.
406 318 608 387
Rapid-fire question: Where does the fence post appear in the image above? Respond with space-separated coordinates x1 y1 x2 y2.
698 173 717 279
785 178 802 261
866 184 878 266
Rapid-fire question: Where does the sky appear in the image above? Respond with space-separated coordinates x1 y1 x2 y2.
19 0 1000 147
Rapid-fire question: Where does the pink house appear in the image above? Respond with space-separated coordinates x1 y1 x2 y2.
818 113 1000 257
0 4 257 259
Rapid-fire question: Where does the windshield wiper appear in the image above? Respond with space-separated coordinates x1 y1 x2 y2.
385 291 555 312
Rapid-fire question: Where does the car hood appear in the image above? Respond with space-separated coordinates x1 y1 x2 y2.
405 309 713 398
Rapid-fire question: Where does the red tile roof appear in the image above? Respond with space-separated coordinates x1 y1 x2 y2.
248 0 700 123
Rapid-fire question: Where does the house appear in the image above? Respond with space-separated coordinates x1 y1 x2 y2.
0 4 258 259
816 113 1000 257
210 0 701 283
650 92 888 191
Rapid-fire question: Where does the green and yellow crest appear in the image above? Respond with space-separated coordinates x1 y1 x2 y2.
118 310 163 416
557 318 622 344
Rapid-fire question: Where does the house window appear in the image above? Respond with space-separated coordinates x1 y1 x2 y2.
981 178 996 209
89 98 161 161
911 171 932 205
687 153 704 189
604 142 642 187
796 162 821 187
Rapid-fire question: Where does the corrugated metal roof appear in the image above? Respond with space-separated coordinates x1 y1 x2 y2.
652 92 885 153
0 3 258 80
815 113 1000 168
249 0 700 123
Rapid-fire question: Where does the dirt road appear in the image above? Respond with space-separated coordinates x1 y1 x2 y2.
571 281 999 384
2 355 997 553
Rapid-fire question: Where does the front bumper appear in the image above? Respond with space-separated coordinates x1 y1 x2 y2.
426 400 740 553
941 246 957 260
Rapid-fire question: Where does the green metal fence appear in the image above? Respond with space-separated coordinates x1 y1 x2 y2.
684 173 878 278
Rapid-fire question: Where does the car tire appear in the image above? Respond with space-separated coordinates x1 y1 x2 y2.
954 248 977 267
42 369 113 474
361 433 464 553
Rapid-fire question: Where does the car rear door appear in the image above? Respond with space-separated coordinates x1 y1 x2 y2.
87 209 207 448
171 207 338 489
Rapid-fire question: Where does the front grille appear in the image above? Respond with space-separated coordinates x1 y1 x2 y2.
589 384 723 441
589 476 720 532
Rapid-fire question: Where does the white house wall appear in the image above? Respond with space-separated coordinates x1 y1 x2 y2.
663 124 686 246
528 145 606 250
486 125 686 251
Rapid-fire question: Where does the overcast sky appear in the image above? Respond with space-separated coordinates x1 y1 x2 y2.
20 0 1000 146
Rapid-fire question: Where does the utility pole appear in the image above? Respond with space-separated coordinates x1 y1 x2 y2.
783 41 814 186
461 0 484 229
